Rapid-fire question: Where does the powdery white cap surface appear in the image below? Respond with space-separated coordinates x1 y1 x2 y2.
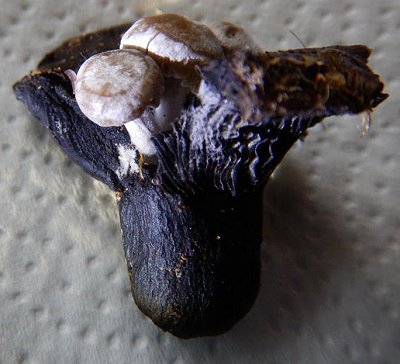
120 13 224 65
75 49 164 127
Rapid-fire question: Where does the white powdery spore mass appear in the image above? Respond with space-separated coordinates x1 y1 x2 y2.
116 144 139 178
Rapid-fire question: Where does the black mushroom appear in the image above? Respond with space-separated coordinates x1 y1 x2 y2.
13 14 388 338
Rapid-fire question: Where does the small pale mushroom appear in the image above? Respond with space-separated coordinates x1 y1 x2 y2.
74 48 165 156
120 13 224 70
209 21 263 53
120 13 225 124
75 14 230 161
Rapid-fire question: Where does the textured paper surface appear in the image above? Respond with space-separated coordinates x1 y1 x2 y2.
1 0 399 363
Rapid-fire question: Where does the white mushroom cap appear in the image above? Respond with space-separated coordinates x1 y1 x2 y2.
209 21 262 53
75 49 164 127
120 13 224 67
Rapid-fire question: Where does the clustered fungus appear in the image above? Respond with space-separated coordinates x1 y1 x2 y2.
73 14 268 161
14 13 387 338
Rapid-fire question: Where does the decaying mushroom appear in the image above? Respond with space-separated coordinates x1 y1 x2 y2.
13 14 388 338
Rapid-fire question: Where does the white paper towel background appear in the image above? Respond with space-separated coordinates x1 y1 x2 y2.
1 0 399 363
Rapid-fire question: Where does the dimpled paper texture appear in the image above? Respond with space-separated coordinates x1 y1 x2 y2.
1 0 399 363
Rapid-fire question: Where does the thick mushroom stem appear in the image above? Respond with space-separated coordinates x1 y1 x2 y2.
120 181 263 338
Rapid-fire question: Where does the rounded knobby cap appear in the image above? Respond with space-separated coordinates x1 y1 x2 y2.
209 21 262 53
75 49 164 127
120 13 224 65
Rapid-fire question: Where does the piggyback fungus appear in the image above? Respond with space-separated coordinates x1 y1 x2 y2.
74 49 164 156
74 14 228 158
14 14 387 338
75 49 164 127
118 14 225 155
120 13 223 67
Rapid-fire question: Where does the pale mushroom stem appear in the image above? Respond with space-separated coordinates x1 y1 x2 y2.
125 119 157 156
64 69 77 94
154 77 190 132
124 79 189 158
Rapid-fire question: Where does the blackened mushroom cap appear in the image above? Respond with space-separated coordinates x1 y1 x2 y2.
75 49 165 127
